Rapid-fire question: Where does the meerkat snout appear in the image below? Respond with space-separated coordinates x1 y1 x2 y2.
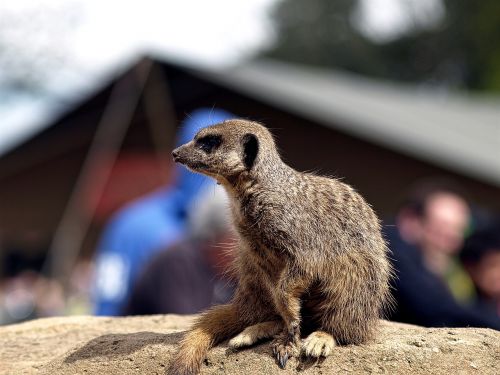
172 141 205 168
171 149 180 161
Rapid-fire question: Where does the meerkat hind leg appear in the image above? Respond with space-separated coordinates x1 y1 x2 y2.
228 320 282 349
302 331 336 358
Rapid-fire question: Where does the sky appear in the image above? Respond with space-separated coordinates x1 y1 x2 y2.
0 0 278 155
0 0 442 156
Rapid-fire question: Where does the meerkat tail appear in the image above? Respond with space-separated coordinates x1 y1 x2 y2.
168 303 242 375
228 320 282 349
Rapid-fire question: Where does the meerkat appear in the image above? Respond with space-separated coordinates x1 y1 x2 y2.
169 119 392 375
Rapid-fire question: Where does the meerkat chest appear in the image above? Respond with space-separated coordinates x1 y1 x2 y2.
239 241 286 284
232 193 301 255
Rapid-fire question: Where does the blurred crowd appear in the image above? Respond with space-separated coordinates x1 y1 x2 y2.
1 109 500 330
386 180 500 328
0 259 92 325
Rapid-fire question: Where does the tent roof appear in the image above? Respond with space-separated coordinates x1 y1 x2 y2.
199 59 500 187
2 57 499 186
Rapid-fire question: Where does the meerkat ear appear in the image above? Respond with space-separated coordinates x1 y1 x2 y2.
242 133 259 169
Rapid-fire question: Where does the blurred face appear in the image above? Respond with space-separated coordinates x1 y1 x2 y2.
469 250 500 299
419 193 470 255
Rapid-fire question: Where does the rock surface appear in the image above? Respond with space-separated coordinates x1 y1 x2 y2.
0 315 499 374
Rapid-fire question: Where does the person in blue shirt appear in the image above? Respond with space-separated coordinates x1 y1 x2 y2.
92 108 234 315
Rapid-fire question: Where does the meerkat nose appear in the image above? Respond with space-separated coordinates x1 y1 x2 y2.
172 149 180 162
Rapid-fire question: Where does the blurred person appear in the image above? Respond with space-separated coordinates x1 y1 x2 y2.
92 108 234 316
123 184 236 315
405 183 474 300
1 271 38 324
65 259 94 316
386 180 500 329
0 281 6 324
460 221 500 317
33 275 65 318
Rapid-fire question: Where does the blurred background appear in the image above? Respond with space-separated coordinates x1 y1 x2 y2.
1 0 499 329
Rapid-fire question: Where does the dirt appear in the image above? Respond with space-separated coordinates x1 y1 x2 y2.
0 315 498 374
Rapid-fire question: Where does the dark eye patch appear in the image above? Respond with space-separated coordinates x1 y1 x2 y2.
195 134 222 153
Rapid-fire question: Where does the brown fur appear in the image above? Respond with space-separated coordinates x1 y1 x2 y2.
169 120 393 374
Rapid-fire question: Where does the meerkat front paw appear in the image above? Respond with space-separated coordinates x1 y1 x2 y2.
301 331 336 358
228 321 282 349
271 330 300 369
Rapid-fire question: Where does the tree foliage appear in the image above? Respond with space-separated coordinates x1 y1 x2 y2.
264 0 500 92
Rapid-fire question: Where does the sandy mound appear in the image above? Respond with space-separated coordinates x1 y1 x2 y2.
0 315 498 374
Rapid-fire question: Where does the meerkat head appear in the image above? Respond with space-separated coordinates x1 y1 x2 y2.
172 119 277 185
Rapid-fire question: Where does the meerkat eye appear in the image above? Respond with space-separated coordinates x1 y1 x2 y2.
196 135 222 153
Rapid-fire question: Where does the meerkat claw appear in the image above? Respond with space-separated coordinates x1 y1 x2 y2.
278 352 288 369
272 333 297 369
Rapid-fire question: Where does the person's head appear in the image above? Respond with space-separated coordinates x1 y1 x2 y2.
187 184 236 273
461 223 500 300
397 179 470 256
187 184 232 244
